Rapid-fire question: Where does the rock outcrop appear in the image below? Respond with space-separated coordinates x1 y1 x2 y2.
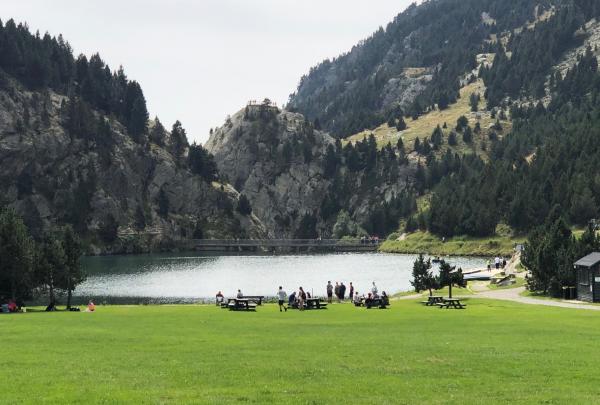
206 103 334 238
206 102 415 238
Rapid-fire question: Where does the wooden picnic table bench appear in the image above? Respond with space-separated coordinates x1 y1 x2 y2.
364 297 390 309
436 298 467 309
305 298 328 309
421 296 444 306
227 298 257 311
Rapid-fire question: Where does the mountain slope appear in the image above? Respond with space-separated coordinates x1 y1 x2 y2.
287 0 554 137
0 21 265 252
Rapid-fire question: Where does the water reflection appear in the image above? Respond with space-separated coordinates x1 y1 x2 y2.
77 253 486 302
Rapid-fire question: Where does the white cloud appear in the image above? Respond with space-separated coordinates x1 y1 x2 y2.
2 0 413 143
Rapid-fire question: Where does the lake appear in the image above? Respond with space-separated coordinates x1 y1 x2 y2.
75 253 487 303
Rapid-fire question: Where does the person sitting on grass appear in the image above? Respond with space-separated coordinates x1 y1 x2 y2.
381 291 389 306
277 286 288 312
288 291 296 308
215 291 224 306
365 292 373 307
8 299 18 313
86 300 96 312
353 292 362 306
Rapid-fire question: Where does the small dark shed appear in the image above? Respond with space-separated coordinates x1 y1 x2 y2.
574 252 600 302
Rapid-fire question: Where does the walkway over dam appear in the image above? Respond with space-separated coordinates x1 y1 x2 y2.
192 239 380 253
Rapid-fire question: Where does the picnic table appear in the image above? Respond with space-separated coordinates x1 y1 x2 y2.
227 298 257 311
305 298 328 310
362 297 389 309
436 298 467 309
421 296 444 306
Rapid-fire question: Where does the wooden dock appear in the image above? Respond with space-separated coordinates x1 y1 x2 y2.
192 239 380 253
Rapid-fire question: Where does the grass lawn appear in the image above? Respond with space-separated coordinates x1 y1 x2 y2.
3 300 600 404
380 230 524 257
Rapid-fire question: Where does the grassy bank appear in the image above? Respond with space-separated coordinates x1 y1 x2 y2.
3 301 600 403
380 231 524 257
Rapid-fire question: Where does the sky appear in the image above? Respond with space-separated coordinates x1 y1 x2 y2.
2 0 414 143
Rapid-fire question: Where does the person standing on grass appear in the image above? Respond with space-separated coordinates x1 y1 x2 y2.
348 282 354 300
340 282 347 301
298 287 307 311
334 282 340 302
277 286 288 312
326 281 333 303
371 282 378 296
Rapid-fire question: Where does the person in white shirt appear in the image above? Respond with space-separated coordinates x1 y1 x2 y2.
371 282 378 296
353 292 362 306
277 286 288 312
494 257 500 270
236 289 243 298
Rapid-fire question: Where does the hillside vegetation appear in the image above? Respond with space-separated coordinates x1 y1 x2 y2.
347 79 512 159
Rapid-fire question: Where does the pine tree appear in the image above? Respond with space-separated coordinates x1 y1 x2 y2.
170 120 189 161
411 254 437 295
436 260 464 298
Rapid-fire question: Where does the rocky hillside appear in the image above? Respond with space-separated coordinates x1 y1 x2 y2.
206 101 416 238
0 76 265 254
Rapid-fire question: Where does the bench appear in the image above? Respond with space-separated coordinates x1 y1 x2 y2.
421 296 444 306
227 298 257 311
291 298 328 310
437 298 467 309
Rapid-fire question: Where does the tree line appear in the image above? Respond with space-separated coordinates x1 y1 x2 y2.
0 207 84 307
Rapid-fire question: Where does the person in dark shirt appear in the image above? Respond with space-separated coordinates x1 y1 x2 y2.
326 281 333 303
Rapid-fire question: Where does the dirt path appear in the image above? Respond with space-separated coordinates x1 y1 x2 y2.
476 287 600 311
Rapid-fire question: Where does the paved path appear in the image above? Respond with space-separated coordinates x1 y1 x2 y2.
476 287 600 311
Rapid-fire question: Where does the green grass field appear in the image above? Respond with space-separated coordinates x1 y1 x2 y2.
3 300 600 404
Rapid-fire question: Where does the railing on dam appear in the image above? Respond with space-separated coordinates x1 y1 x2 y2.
191 239 380 251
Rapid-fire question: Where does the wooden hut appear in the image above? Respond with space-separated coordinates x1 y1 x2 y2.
574 252 600 302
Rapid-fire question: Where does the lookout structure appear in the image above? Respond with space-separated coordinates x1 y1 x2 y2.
245 98 280 119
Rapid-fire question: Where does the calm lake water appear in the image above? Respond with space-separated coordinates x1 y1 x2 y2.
76 253 486 303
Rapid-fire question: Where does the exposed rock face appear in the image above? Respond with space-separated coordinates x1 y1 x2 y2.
206 103 415 238
206 105 334 238
0 78 265 254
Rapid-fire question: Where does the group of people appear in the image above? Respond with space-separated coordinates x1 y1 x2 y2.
0 298 19 313
326 281 355 303
217 281 386 311
1 297 95 313
486 256 507 272
359 235 380 245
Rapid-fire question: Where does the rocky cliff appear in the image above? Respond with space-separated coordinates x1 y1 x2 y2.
206 102 416 238
0 76 265 253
